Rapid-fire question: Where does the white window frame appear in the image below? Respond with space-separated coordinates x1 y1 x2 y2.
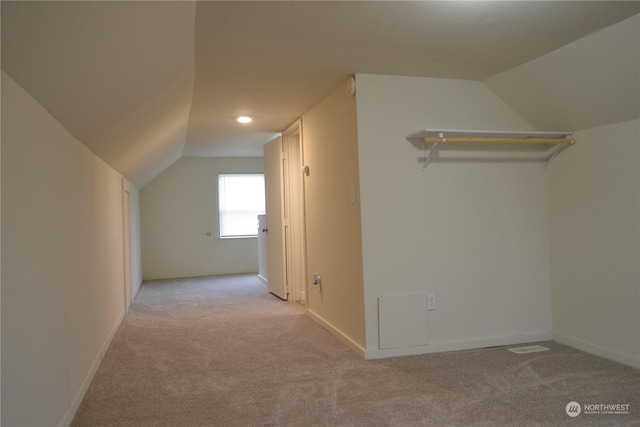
217 172 265 239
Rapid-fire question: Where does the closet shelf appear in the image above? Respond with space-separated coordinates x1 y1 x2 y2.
405 129 575 171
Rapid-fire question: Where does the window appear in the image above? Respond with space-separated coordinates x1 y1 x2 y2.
218 173 265 238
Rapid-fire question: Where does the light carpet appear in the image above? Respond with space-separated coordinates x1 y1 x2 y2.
72 274 640 426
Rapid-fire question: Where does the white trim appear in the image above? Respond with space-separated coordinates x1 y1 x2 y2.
553 331 640 369
257 274 268 286
60 307 126 427
282 120 307 305
365 331 553 360
122 178 133 312
306 309 366 358
283 118 302 137
142 271 259 281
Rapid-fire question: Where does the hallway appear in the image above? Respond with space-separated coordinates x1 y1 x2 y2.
72 275 640 426
72 274 360 426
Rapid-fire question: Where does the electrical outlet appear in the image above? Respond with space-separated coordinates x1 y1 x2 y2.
427 293 436 311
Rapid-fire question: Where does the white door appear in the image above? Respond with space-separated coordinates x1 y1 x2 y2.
264 136 288 300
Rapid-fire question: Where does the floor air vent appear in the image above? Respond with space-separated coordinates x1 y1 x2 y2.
508 345 550 354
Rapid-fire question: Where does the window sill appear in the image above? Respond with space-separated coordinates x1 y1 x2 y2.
218 235 258 240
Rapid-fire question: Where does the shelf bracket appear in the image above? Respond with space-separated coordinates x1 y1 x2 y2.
543 137 574 171
422 133 444 171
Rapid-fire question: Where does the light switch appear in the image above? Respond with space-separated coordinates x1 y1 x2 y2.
312 274 322 291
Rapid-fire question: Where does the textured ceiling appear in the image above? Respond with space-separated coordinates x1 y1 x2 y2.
2 1 639 187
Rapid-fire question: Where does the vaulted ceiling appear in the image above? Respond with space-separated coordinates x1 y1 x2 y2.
2 1 639 187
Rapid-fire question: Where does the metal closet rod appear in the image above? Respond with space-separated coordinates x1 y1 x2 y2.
417 134 575 171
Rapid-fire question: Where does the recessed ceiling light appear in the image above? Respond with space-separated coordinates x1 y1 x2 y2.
237 116 253 124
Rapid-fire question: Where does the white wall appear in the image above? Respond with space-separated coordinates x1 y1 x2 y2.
140 157 264 280
548 119 640 368
483 14 640 368
301 82 366 354
1 72 133 426
356 74 553 358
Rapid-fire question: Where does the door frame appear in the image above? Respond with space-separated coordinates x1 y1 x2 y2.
282 119 308 305
121 179 133 312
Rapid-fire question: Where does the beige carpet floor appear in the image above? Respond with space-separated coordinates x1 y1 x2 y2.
72 274 640 426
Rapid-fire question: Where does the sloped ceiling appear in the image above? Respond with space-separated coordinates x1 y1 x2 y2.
1 1 195 187
2 1 639 187
485 14 640 132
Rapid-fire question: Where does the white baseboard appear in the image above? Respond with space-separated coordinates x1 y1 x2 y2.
553 331 640 369
59 307 126 427
257 274 267 286
365 331 553 360
143 271 259 281
306 309 366 358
